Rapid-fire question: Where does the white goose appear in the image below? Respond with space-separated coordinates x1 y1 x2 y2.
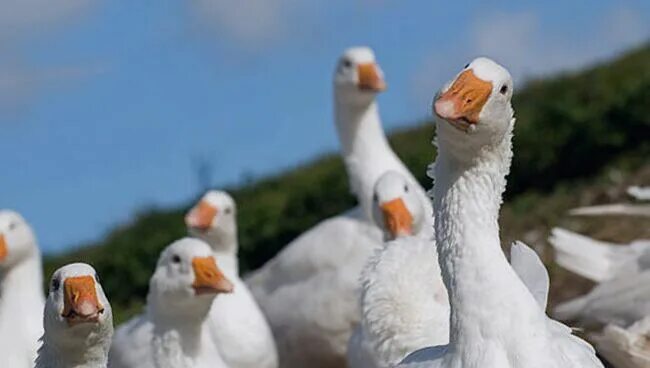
553 269 650 329
36 263 113 368
110 238 233 368
246 46 431 367
0 210 45 368
399 57 603 368
550 227 650 283
347 171 448 368
186 190 279 368
592 316 650 368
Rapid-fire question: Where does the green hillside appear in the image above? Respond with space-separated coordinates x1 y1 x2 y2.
44 44 650 323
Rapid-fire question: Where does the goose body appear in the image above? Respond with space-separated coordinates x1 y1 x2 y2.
592 316 650 368
110 238 233 368
186 191 278 368
0 210 45 368
348 171 447 368
553 270 650 328
246 46 431 367
399 58 602 368
36 263 113 368
628 186 650 201
550 227 650 283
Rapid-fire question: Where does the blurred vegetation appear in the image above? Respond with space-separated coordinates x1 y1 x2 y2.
44 44 650 324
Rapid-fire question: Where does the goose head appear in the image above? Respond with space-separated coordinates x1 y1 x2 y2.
334 46 386 106
0 210 39 271
433 57 514 157
371 171 424 241
148 238 233 320
43 263 113 350
185 191 237 248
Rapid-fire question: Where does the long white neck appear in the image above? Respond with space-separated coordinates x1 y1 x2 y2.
36 328 111 368
194 231 239 276
335 95 415 218
148 301 210 366
0 252 45 336
432 122 543 347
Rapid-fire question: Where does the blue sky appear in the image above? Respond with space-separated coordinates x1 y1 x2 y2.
1 0 648 253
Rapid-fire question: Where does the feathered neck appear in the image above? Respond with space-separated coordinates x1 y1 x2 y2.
432 119 543 346
334 94 412 218
194 231 239 276
147 297 212 365
0 252 44 330
36 325 112 368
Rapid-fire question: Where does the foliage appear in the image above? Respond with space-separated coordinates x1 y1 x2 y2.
43 44 650 323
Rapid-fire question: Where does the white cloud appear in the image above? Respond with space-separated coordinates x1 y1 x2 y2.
410 6 650 108
0 0 97 117
0 0 92 41
188 0 316 48
0 59 106 116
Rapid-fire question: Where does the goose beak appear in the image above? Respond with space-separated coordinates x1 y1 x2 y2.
0 235 7 261
381 198 413 238
185 201 218 232
192 256 234 295
357 63 386 92
434 69 492 128
62 276 103 325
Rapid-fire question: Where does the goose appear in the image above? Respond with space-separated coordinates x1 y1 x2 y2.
553 269 650 329
245 46 432 367
0 210 45 368
592 316 650 368
347 171 448 368
399 57 603 368
185 190 279 368
549 227 650 283
110 238 233 368
35 263 113 368
628 186 650 201
569 204 650 217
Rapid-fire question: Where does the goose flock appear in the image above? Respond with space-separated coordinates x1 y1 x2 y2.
0 46 642 368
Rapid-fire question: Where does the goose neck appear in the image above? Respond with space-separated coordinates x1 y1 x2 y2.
432 125 542 344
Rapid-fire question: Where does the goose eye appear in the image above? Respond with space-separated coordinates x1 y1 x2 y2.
51 278 61 292
94 273 101 284
373 193 378 202
224 208 232 215
404 185 409 193
500 85 508 95
172 255 181 264
342 59 352 68
464 63 470 69
8 222 17 231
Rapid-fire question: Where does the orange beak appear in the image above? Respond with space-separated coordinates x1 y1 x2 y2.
434 69 492 125
381 198 413 238
357 63 386 92
0 235 7 262
192 256 234 295
62 276 103 325
185 201 218 231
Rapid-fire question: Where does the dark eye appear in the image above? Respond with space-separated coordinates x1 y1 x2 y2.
224 207 232 215
464 63 470 69
373 193 378 202
404 185 409 193
8 222 17 231
172 255 181 264
51 278 61 292
94 273 101 284
342 59 352 68
500 85 508 95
